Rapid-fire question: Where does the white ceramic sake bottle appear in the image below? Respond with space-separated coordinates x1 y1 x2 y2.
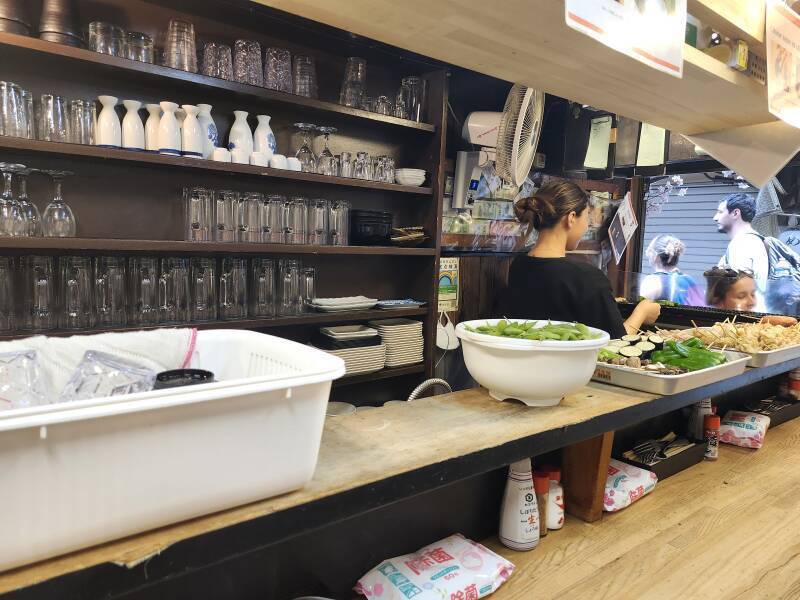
227 110 253 156
176 107 186 133
197 103 218 159
144 103 161 152
181 105 203 159
95 95 121 148
253 114 276 158
498 458 540 551
121 100 145 151
157 101 181 156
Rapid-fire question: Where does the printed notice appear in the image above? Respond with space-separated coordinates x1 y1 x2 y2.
438 257 459 312
584 115 613 169
636 123 667 167
608 192 639 265
565 0 686 78
767 1 800 128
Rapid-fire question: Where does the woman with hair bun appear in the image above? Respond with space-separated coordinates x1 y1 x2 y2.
500 181 660 338
640 234 702 306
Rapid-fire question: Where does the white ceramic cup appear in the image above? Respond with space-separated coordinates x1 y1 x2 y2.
287 157 302 171
269 154 288 169
250 151 268 167
231 148 249 165
212 147 231 163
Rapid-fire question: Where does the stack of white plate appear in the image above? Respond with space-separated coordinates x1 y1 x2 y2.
309 296 378 312
395 168 426 187
326 344 386 376
369 318 424 367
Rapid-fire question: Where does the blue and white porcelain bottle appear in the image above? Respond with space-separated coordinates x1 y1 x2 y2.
197 104 218 159
227 110 253 156
254 114 277 158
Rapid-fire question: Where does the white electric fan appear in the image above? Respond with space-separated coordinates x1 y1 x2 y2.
453 84 545 207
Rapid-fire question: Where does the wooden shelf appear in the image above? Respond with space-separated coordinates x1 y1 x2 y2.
0 138 433 196
0 32 436 134
0 237 436 256
0 307 429 342
266 0 773 134
332 364 425 387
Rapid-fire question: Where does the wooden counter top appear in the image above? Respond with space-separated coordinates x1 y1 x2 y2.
3 356 798 597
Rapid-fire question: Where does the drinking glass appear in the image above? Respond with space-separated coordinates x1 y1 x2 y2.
300 266 315 313
278 258 301 316
190 257 217 322
158 257 189 323
0 257 14 332
237 191 263 243
353 151 372 180
359 95 374 112
37 94 68 142
233 39 263 86
128 256 159 325
184 186 213 242
0 162 24 237
294 122 317 173
394 88 408 119
339 151 353 178
219 257 247 320
21 88 34 139
250 257 276 317
329 200 350 246
41 170 76 238
374 95 392 115
59 351 156 402
262 194 283 243
88 22 125 56
264 47 292 93
0 81 23 138
283 197 308 245
163 19 197 73
214 189 237 242
307 198 329 245
0 350 47 409
292 54 318 98
202 42 233 80
125 31 154 63
316 126 337 176
339 57 366 108
19 255 55 331
384 156 396 184
401 76 427 122
59 255 93 329
94 256 126 327
67 99 94 145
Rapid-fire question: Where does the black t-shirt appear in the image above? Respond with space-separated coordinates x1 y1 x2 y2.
500 255 626 339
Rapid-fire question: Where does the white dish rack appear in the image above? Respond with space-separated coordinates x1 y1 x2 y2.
0 329 345 572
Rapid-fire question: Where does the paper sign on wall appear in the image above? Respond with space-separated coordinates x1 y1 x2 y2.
767 0 800 128
608 192 639 265
636 123 667 167
584 115 613 169
438 257 459 312
565 0 686 78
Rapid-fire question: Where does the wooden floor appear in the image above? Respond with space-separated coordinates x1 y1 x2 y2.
486 416 800 600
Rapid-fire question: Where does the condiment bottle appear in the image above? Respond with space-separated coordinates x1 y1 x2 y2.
533 472 550 538
704 414 720 460
543 467 565 530
499 459 539 551
690 398 713 440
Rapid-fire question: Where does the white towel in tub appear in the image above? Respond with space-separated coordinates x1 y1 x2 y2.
0 328 197 396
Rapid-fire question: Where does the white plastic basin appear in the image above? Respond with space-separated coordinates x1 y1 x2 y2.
455 319 610 407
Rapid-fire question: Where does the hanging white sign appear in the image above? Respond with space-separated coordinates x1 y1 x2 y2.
565 0 686 78
767 0 800 128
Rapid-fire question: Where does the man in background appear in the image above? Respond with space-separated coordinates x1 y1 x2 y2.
714 193 768 309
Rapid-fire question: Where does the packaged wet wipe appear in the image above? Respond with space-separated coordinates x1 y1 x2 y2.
719 410 770 449
354 533 514 599
603 458 658 512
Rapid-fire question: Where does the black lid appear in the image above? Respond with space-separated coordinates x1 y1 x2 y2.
153 369 215 390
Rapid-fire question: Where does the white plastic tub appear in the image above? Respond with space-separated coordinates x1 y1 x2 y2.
0 329 345 572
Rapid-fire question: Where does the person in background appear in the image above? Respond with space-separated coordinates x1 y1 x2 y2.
704 267 757 312
714 193 768 307
640 234 703 306
501 181 660 338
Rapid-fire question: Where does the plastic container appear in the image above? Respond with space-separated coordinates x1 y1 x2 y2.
455 319 610 406
0 329 345 571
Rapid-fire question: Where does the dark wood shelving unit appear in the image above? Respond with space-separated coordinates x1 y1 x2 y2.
331 364 425 387
0 32 437 134
0 138 433 196
0 307 429 342
0 237 435 255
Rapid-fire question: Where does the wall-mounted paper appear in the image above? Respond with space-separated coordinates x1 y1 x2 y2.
636 123 666 167
584 115 612 169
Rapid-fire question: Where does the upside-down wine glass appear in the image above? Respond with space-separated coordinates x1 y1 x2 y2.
0 162 24 237
41 169 76 238
316 125 337 176
294 122 317 173
17 167 41 237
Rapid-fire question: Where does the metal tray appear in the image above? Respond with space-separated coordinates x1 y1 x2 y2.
592 351 750 395
742 344 800 368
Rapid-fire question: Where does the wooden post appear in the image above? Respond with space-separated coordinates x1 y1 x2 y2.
562 431 614 523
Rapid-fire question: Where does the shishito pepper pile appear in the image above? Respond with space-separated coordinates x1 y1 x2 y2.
651 337 727 371
464 320 601 341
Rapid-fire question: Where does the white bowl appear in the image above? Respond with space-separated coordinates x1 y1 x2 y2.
396 168 426 175
395 175 426 186
455 319 610 407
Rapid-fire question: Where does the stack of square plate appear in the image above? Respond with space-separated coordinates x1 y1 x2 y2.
368 319 424 367
309 296 378 312
315 325 386 376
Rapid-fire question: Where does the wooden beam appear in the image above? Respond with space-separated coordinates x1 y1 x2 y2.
562 431 614 523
